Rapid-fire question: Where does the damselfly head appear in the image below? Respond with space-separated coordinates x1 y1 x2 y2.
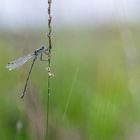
41 45 48 52
41 45 45 49
40 45 49 54
35 44 48 54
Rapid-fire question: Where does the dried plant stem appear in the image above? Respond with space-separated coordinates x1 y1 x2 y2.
46 0 52 140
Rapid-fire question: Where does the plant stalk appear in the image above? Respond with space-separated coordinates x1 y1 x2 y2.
46 0 52 140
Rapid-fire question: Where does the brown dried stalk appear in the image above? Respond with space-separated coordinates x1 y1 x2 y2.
46 0 53 140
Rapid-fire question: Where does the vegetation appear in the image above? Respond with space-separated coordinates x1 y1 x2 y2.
0 26 140 140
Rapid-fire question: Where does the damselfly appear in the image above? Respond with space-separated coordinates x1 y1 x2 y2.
6 45 49 98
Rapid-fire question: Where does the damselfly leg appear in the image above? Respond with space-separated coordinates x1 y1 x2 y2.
40 52 49 61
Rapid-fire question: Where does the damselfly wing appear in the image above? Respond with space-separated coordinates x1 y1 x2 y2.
6 45 48 71
6 54 34 71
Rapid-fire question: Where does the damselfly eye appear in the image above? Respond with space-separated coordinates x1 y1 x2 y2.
41 46 45 49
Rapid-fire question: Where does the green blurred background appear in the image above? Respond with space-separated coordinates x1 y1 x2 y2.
1 0 140 140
